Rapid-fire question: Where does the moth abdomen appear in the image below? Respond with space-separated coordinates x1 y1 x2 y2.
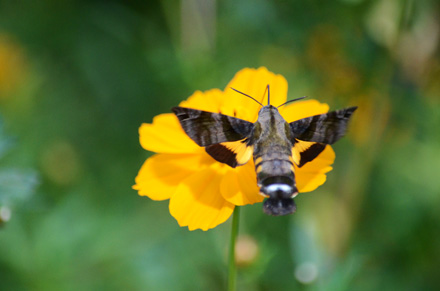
254 149 299 216
260 176 298 216
255 158 294 181
255 153 297 196
263 198 297 216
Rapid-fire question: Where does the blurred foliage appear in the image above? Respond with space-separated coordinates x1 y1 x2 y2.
0 117 38 223
0 0 440 290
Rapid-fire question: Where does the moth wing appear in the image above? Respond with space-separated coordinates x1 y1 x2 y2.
205 140 254 168
291 140 326 168
172 107 255 168
290 106 357 144
172 107 254 146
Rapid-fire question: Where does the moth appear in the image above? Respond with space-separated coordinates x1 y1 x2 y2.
172 86 357 216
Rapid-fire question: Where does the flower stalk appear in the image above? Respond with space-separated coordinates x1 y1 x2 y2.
228 206 240 291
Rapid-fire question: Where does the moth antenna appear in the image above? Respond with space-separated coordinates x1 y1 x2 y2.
262 84 270 105
276 96 307 108
230 87 263 107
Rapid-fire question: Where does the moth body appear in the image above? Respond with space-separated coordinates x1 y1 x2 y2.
251 105 298 215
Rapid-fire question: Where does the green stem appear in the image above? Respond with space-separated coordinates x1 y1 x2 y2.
228 206 240 291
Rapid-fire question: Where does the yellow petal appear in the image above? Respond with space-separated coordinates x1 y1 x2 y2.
296 146 335 193
169 168 235 231
179 88 224 112
223 67 288 122
133 153 214 200
280 99 329 122
139 113 199 153
220 161 263 206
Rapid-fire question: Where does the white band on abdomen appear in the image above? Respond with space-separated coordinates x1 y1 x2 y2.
266 184 292 194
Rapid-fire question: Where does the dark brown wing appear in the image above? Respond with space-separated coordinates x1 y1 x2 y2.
289 106 357 144
291 140 326 168
205 140 253 168
172 107 255 167
172 107 254 146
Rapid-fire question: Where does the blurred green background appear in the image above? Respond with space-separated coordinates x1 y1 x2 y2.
1 0 439 290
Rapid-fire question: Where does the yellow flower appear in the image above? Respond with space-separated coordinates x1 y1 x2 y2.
133 67 335 231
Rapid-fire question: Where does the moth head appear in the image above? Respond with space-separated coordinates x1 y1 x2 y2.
257 105 276 114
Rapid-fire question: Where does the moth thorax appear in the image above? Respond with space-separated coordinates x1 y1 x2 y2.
260 176 298 199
